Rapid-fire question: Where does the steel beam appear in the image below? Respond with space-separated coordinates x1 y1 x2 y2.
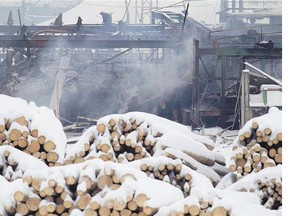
0 35 178 48
199 47 282 57
0 24 163 35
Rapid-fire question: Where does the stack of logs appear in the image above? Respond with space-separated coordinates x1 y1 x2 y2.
0 117 60 167
158 198 230 216
257 177 282 210
139 162 192 197
1 157 193 216
64 118 162 165
0 149 29 182
229 121 282 178
233 176 282 210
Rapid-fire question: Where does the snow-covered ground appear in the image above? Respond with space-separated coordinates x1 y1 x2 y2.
0 95 283 215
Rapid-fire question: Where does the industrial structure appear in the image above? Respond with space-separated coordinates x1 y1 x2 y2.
0 0 282 129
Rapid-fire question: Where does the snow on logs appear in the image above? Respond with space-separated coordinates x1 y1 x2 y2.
157 187 279 216
65 112 227 184
0 95 67 166
0 146 48 182
0 157 187 216
227 166 282 210
229 107 282 179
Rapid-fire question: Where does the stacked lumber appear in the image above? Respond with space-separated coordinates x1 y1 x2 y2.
229 108 282 178
0 116 63 167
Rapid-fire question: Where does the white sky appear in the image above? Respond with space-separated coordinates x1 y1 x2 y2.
0 0 221 25
1 0 282 26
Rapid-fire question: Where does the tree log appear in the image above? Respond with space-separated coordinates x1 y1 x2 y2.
9 129 21 141
135 194 148 208
96 124 106 134
27 140 40 153
274 153 282 164
76 194 91 210
47 151 59 163
31 129 38 138
189 204 200 216
26 197 41 212
44 141 56 152
97 175 113 189
212 206 227 216
99 206 110 216
16 203 29 215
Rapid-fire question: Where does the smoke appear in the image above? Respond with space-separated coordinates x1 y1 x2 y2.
9 34 196 123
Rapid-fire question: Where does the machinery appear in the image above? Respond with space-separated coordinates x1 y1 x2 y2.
0 2 282 129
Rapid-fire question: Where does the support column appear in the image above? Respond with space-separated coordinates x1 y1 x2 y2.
241 69 250 127
220 56 226 126
191 39 200 127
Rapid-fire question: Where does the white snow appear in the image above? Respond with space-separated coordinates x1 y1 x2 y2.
0 94 67 164
156 186 281 216
235 107 282 145
226 165 282 192
0 146 48 180
0 95 283 215
65 112 224 184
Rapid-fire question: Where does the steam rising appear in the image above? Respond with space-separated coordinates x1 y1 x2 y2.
13 38 194 122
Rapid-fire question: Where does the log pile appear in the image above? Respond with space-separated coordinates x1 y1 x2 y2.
64 118 161 165
131 157 193 197
64 114 227 185
257 177 282 210
0 116 62 167
229 120 282 179
156 187 265 216
226 165 282 210
158 199 229 216
0 155 186 216
0 146 47 182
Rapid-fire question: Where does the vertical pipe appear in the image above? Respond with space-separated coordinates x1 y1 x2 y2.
18 9 22 26
241 69 250 127
220 0 228 23
141 0 144 23
191 40 200 128
239 0 244 13
135 0 139 23
221 56 226 127
232 0 236 13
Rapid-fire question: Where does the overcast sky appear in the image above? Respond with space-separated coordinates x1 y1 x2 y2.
0 0 282 26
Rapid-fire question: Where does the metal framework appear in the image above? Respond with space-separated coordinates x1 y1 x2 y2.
190 39 282 128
